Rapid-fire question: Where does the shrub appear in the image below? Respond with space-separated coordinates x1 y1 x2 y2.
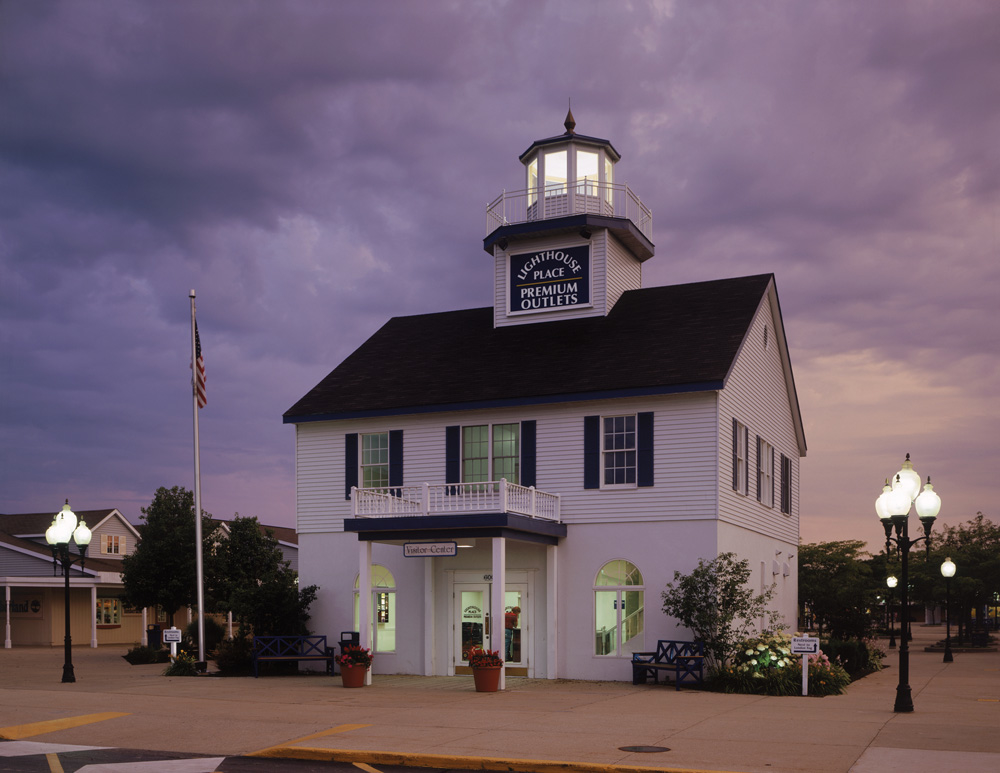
163 651 199 677
213 635 254 676
184 617 226 656
710 631 851 696
806 651 851 696
822 638 868 677
124 643 169 665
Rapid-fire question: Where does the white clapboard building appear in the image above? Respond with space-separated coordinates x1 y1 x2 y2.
284 113 806 683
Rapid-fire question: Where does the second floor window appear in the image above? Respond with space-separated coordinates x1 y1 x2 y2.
361 432 389 488
758 437 774 507
603 415 636 486
103 535 122 554
463 423 520 484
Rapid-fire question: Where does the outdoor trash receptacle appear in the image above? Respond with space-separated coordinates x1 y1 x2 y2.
147 624 161 648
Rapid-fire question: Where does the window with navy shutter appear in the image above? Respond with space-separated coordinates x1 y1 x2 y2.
521 420 536 488
345 433 358 500
780 454 792 514
445 425 460 490
584 415 600 489
733 420 749 495
637 412 654 487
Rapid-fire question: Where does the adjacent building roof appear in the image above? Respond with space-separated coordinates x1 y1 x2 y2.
285 274 779 423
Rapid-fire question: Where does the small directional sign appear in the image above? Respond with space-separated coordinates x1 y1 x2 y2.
791 636 819 654
162 627 182 643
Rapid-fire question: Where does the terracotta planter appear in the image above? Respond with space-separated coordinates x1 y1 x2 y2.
340 664 368 688
472 665 502 692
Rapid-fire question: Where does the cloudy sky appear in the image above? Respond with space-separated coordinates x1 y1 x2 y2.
2 0 997 548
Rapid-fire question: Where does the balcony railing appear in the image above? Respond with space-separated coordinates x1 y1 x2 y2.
486 181 652 241
351 480 561 522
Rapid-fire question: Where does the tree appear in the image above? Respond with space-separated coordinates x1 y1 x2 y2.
207 515 318 638
798 540 878 639
121 486 214 627
661 552 781 670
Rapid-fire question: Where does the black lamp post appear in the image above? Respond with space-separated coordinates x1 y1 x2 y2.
45 500 92 683
941 557 956 663
886 575 898 649
875 454 942 713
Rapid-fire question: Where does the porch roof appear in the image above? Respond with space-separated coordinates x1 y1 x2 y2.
344 512 567 546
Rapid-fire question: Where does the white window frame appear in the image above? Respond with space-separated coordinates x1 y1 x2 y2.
735 420 749 496
354 564 396 653
758 438 774 507
593 559 644 657
602 414 637 488
360 431 389 489
461 423 520 485
96 597 122 625
103 535 123 555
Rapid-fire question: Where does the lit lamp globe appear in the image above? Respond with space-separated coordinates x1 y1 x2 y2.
915 478 942 522
886 476 912 518
875 479 893 521
73 518 92 548
940 557 956 579
894 455 923 504
887 576 898 589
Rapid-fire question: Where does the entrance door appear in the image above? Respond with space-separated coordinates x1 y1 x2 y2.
454 581 528 675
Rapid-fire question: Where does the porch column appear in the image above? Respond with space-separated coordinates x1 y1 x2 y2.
359 539 372 685
423 558 434 675
547 544 558 679
142 607 148 646
491 536 506 690
90 585 97 647
4 585 11 648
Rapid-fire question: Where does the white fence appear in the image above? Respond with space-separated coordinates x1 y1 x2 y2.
486 181 652 241
352 480 561 521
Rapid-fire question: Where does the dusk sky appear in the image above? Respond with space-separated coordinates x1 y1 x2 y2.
2 1 997 549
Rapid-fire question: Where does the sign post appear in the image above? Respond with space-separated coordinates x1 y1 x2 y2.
162 626 182 658
791 636 820 696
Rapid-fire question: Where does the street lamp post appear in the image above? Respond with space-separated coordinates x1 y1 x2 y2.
886 575 898 649
45 500 92 683
941 557 956 663
875 454 942 713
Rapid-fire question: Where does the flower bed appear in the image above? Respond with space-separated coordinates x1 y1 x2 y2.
711 631 850 696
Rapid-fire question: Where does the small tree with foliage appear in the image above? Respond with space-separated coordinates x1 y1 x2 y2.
121 486 215 627
799 540 878 639
661 552 782 670
207 515 318 638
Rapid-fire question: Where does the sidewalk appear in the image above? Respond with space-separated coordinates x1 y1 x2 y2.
1 627 998 773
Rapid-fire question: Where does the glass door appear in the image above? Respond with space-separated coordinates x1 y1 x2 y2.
455 585 489 665
454 580 529 675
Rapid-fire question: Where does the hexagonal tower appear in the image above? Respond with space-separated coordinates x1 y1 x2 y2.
484 109 654 328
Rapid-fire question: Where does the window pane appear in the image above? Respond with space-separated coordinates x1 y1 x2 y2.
622 590 644 654
492 423 519 484
361 432 389 488
545 150 567 196
577 150 598 195
595 590 618 656
462 425 489 483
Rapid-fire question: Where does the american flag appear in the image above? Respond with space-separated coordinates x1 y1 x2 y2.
194 322 207 408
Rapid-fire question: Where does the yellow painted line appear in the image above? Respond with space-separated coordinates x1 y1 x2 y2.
353 764 383 773
978 698 999 702
246 723 371 757
0 712 130 740
46 753 65 773
252 746 745 773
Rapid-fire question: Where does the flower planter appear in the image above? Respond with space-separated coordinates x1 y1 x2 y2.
472 665 502 692
340 664 368 688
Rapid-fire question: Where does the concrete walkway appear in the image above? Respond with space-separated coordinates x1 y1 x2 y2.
1 627 998 773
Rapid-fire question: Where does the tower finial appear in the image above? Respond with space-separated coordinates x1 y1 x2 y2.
564 100 576 135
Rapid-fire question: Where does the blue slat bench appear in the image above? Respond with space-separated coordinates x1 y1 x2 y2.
631 640 705 690
251 635 335 677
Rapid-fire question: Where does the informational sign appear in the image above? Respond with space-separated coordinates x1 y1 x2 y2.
162 627 183 643
791 636 820 696
404 541 457 558
791 636 820 654
509 245 590 314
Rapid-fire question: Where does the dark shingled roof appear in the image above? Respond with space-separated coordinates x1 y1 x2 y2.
284 274 773 422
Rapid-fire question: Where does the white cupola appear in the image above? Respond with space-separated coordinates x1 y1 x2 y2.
485 110 654 328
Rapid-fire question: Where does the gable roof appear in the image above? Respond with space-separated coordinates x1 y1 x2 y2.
285 274 784 423
0 508 136 540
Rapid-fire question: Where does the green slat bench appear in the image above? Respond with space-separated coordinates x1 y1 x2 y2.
251 635 335 677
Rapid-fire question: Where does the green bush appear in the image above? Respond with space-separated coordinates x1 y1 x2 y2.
124 643 169 665
710 631 851 696
213 635 254 676
184 617 226 656
163 651 199 676
822 638 868 676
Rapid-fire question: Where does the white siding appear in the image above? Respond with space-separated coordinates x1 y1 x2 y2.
93 514 134 560
604 233 642 313
717 285 801 545
295 391 720 535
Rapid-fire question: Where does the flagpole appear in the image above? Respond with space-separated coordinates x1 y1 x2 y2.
189 290 206 668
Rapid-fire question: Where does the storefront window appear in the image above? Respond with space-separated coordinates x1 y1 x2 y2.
354 564 396 652
96 597 122 625
594 560 644 656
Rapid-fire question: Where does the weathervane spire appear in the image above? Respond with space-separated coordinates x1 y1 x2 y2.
564 99 576 135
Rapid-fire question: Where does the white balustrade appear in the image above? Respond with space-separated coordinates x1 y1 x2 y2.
352 480 560 521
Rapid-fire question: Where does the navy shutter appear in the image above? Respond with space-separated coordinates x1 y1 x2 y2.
637 412 654 487
520 420 536 488
389 430 403 489
584 415 600 489
732 418 738 490
770 444 775 508
756 435 762 502
743 425 749 493
445 425 461 488
345 433 358 500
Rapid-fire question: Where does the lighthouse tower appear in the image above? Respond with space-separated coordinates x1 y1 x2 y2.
484 109 654 328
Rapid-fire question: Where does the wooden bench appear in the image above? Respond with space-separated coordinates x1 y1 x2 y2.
251 635 335 677
631 640 705 690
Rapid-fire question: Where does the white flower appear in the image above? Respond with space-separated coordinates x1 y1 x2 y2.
750 658 757 665
746 649 754 656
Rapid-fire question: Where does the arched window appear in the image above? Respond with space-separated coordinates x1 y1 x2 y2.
354 565 396 653
594 559 644 656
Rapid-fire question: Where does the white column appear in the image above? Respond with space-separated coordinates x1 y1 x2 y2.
4 585 11 648
359 540 372 685
227 611 233 638
491 536 506 690
90 586 98 647
423 558 434 675
142 607 148 646
546 544 558 679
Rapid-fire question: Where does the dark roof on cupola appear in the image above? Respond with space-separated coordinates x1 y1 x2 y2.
519 109 621 163
284 274 775 423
